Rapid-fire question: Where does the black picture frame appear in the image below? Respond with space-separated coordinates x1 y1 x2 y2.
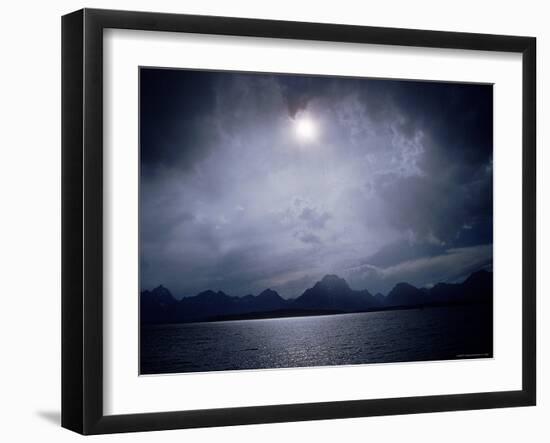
62 8 536 435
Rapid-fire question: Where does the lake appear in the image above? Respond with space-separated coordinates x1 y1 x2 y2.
140 305 493 375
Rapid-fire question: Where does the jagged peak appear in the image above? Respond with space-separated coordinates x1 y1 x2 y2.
463 269 491 283
321 274 344 283
151 284 172 295
146 285 176 304
195 289 230 299
387 282 421 298
315 274 351 290
258 288 281 298
393 282 417 289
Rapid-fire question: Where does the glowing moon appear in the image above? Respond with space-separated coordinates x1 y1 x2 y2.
294 116 317 141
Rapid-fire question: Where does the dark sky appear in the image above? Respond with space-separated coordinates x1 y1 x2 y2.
140 68 493 298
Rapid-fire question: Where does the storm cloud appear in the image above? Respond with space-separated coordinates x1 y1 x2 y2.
140 68 493 298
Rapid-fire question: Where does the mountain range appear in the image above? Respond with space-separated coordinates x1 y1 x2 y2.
140 270 492 324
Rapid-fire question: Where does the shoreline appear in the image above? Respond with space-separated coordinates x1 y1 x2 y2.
141 299 492 326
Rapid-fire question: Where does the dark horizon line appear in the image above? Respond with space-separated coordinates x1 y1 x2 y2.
142 268 493 301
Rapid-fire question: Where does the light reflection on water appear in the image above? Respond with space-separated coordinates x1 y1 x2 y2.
140 305 492 375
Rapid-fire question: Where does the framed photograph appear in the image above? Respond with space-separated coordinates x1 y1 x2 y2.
62 8 536 435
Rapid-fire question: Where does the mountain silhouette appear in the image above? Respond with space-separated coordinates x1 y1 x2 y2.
140 270 493 324
427 270 493 305
461 270 493 302
140 285 177 323
176 290 238 322
236 289 289 315
385 282 425 307
294 274 377 311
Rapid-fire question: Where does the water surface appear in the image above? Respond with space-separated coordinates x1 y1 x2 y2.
140 305 492 375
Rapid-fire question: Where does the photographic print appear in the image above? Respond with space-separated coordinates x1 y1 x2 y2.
139 68 493 375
